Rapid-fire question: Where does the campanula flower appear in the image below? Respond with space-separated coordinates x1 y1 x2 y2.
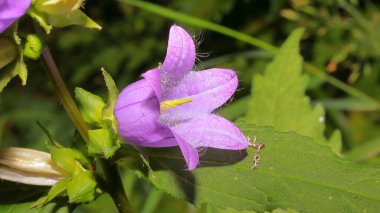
0 0 32 33
114 25 248 170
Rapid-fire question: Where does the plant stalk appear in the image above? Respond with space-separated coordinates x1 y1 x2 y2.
41 47 89 143
100 160 133 213
40 46 132 213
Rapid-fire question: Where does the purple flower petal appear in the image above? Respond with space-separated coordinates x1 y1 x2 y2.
114 79 176 147
159 69 238 123
170 114 248 150
160 25 195 98
0 0 31 33
142 68 161 99
171 130 199 170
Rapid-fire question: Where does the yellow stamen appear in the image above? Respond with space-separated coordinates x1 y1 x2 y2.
160 98 192 112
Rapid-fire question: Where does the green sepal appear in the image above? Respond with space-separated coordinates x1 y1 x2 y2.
0 25 28 92
32 178 69 208
88 128 121 159
35 124 98 207
29 7 101 34
48 145 91 175
38 122 92 173
75 87 106 126
66 170 97 203
32 169 98 206
23 34 44 60
101 68 119 131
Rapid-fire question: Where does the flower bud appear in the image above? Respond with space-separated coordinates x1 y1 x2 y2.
0 38 17 69
35 0 84 15
0 147 65 186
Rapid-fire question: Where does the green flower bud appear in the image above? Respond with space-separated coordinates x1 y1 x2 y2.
0 38 17 69
75 87 106 126
23 34 43 60
35 0 84 15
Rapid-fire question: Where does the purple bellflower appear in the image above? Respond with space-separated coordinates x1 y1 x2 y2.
0 0 31 33
114 25 248 170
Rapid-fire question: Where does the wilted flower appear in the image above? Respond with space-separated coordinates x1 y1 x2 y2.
0 147 65 185
114 25 248 170
0 0 32 33
35 0 84 15
0 37 17 69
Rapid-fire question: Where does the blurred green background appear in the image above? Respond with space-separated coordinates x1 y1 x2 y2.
1 0 380 212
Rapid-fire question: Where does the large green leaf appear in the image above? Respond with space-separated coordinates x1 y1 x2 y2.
246 29 341 152
122 121 380 212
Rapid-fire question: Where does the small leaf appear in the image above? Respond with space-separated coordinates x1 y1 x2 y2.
75 87 106 126
88 128 121 159
66 170 97 203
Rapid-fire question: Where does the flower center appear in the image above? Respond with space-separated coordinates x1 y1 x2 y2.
160 98 192 112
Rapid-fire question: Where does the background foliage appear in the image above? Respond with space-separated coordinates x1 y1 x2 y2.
1 0 380 212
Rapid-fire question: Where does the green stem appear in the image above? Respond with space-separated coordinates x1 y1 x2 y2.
41 47 89 143
100 160 133 213
40 44 132 213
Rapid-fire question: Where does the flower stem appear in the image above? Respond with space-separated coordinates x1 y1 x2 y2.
41 47 89 143
100 160 133 213
40 46 132 213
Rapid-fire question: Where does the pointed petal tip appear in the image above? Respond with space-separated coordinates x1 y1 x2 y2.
160 24 196 88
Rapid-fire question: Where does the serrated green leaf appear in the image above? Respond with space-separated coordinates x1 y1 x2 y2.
88 128 121 159
66 170 97 203
101 68 119 131
124 121 380 212
75 87 106 126
246 29 341 151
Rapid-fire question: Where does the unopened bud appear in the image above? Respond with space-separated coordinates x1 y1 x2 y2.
0 38 17 69
35 0 84 15
0 147 65 186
